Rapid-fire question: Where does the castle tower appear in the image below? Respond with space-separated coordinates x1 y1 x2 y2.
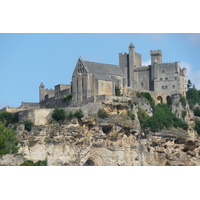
150 50 162 90
39 82 45 102
128 42 135 88
150 50 162 65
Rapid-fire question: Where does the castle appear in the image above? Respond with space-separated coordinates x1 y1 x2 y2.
39 43 187 108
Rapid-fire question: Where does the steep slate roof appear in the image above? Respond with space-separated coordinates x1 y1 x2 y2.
80 59 125 81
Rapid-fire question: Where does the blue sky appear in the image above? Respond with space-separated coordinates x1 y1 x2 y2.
0 33 200 108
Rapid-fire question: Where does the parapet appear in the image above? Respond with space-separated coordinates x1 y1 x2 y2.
150 50 162 56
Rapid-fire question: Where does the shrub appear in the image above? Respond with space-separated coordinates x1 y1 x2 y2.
115 86 121 96
181 110 187 119
52 108 66 122
65 111 74 120
141 104 188 132
23 120 34 132
141 92 155 110
136 92 142 98
97 109 109 119
138 109 149 128
127 110 135 120
0 122 19 156
20 159 47 166
180 96 186 107
193 107 200 117
62 94 73 106
74 109 84 120
195 119 200 135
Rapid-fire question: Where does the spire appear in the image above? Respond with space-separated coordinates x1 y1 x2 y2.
129 42 135 49
40 82 44 88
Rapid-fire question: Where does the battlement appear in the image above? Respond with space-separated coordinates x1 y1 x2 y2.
119 52 127 56
150 50 162 55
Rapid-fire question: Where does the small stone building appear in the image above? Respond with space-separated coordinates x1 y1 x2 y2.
39 43 187 107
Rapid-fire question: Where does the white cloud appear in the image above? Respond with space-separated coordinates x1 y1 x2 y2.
180 61 200 89
142 59 151 66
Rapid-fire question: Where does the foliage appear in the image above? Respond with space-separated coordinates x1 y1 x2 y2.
136 92 142 98
62 94 73 105
181 110 187 119
23 120 34 132
193 107 200 117
115 86 121 96
127 110 135 120
187 79 192 89
20 159 47 166
65 111 74 120
45 102 50 108
52 108 66 122
140 104 188 132
140 92 155 109
180 96 186 107
167 97 172 106
186 80 200 108
138 109 149 128
194 119 200 135
0 121 19 156
74 109 84 120
97 109 109 119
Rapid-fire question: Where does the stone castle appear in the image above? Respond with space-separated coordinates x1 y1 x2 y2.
39 43 187 108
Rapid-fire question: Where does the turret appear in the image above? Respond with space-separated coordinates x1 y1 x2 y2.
128 42 135 87
150 50 162 65
39 82 45 102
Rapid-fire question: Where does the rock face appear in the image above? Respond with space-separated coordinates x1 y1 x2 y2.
1 96 200 166
1 115 200 166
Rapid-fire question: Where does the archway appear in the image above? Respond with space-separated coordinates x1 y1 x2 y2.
166 95 171 104
157 96 163 103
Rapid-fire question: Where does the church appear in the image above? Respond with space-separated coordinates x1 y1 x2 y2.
39 43 187 108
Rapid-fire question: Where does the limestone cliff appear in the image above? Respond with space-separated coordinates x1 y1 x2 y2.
1 96 200 166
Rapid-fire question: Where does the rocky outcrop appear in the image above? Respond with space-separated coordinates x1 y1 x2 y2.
1 114 200 166
1 96 200 166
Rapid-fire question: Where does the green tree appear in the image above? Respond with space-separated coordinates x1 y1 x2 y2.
0 122 19 156
115 86 121 96
187 79 192 89
74 109 84 120
193 107 200 117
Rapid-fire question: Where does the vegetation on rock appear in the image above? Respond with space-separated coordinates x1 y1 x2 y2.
23 120 34 132
0 121 19 156
20 159 47 166
97 109 109 119
115 86 121 96
52 108 66 122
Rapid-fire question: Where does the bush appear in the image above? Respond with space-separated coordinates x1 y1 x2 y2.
181 110 187 119
20 159 47 166
62 94 72 106
127 110 135 120
23 120 34 132
115 86 121 96
74 109 84 120
141 92 155 110
52 108 66 122
138 109 149 128
180 96 186 107
195 119 200 135
0 122 19 156
193 107 200 117
141 104 188 132
65 111 74 120
97 109 109 119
